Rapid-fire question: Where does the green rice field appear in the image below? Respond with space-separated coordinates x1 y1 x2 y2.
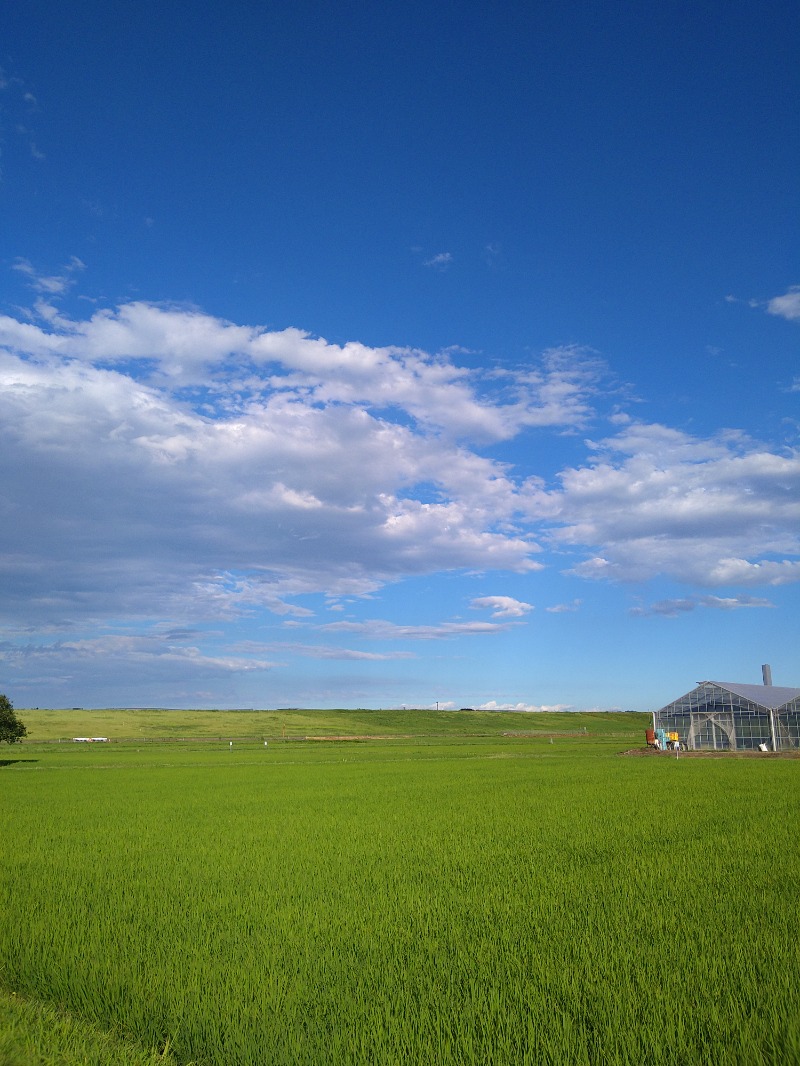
1 710 799 1065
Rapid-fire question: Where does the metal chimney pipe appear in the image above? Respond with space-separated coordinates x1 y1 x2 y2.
762 664 772 686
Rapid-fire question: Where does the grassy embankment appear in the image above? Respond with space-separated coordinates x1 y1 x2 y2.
15 706 646 741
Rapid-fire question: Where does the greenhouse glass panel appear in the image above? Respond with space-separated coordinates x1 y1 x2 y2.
654 681 800 751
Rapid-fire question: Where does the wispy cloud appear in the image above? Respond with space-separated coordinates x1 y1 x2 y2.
484 242 502 268
0 632 277 673
321 619 515 639
545 599 582 613
273 643 413 661
13 256 85 295
423 251 453 269
0 69 46 164
630 595 775 617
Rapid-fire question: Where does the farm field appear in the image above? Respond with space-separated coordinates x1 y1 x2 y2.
1 711 799 1065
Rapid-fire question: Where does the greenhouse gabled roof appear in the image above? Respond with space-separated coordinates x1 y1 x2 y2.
703 682 800 710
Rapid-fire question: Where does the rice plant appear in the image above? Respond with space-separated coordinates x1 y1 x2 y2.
1 733 798 1064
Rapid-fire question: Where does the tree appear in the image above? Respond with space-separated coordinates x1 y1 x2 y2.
0 694 26 744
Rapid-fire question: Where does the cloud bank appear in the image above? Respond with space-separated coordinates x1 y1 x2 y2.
1 292 798 705
0 300 608 632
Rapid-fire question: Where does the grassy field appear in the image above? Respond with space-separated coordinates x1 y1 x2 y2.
2 711 798 1065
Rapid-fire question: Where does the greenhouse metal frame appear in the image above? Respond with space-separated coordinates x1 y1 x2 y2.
654 681 800 751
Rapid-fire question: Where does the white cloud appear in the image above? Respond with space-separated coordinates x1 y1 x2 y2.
477 701 575 712
2 284 797 697
767 285 800 322
470 595 533 618
1 300 570 636
704 558 800 585
0 301 608 442
543 422 800 587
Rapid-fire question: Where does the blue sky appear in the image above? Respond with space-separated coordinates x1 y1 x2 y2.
1 0 798 710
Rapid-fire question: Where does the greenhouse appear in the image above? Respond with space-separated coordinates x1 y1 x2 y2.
653 680 800 751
